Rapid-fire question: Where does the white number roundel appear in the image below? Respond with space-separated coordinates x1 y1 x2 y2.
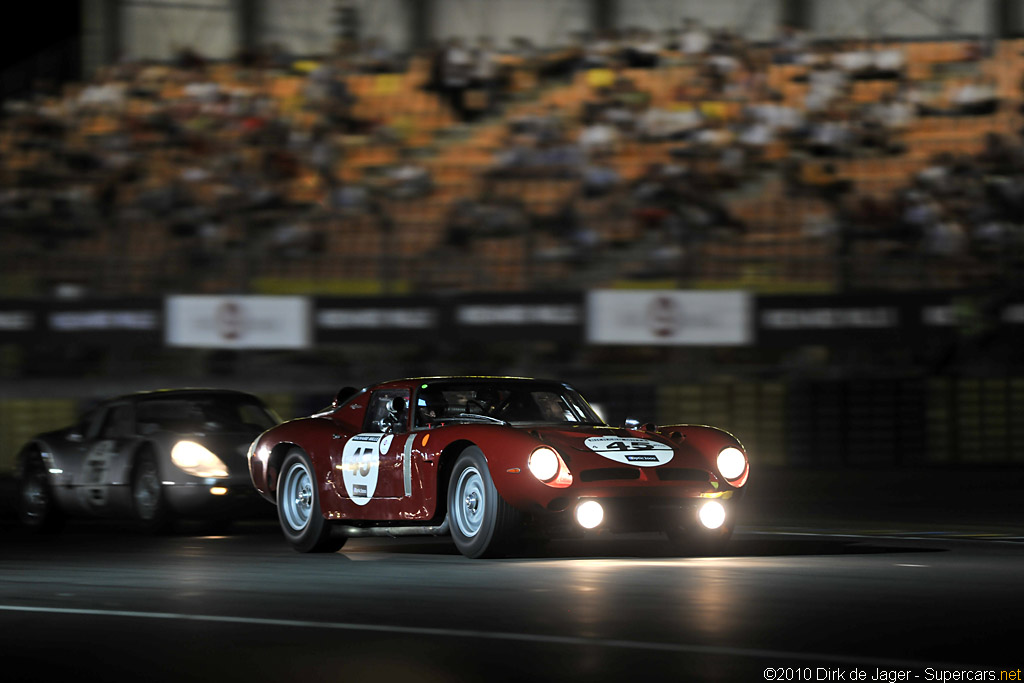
584 436 674 467
341 434 381 505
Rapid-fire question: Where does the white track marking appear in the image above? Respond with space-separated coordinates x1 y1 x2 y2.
0 604 963 669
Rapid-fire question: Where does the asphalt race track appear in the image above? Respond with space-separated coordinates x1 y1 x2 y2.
1 468 1022 682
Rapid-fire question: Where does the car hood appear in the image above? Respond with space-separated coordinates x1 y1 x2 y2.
524 425 712 471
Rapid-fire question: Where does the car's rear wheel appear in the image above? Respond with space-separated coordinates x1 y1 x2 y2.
448 446 521 558
278 449 346 553
17 453 64 533
133 451 172 533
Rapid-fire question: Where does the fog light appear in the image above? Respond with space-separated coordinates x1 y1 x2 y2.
575 500 604 529
210 487 228 496
698 500 726 529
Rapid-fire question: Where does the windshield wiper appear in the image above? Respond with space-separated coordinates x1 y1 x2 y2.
454 413 510 426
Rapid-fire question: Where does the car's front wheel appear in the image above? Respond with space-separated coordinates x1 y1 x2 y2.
448 446 522 558
133 451 171 533
277 449 346 553
17 453 64 533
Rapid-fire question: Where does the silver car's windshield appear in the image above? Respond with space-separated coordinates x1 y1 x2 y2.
415 381 604 427
136 396 280 432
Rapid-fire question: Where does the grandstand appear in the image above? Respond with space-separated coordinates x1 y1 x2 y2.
2 0 1023 297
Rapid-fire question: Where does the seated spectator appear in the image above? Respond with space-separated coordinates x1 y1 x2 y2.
773 24 809 65
803 110 855 157
583 30 621 69
917 77 999 117
676 18 711 56
578 117 619 155
637 106 703 141
805 61 848 112
949 77 999 116
581 161 621 198
382 149 433 200
622 28 661 69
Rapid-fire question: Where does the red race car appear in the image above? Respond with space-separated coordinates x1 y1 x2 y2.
248 377 749 558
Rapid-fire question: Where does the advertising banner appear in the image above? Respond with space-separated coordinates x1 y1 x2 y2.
757 291 1024 346
0 300 41 341
755 294 903 346
452 292 584 342
45 298 163 343
166 296 310 349
314 297 441 344
586 290 752 346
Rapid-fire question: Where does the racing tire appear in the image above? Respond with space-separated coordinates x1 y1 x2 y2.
277 449 346 553
448 446 522 559
132 451 173 533
665 523 734 556
17 453 65 534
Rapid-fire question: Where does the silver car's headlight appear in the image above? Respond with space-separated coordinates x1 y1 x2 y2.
716 447 746 480
171 440 228 478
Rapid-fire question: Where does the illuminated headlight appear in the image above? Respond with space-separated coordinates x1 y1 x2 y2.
171 441 228 478
717 447 746 480
528 447 560 482
698 500 726 530
575 500 604 529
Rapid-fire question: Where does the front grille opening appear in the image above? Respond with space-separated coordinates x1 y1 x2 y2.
655 468 711 482
580 468 641 482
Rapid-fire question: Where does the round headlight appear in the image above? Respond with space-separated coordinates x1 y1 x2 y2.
528 447 560 482
717 447 746 480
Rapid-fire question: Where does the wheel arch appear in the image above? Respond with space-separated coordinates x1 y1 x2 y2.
15 441 47 478
266 441 305 501
435 439 479 522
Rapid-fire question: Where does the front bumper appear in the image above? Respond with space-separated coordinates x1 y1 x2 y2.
530 488 744 536
163 482 272 519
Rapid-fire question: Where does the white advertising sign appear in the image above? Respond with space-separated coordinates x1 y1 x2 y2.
587 290 751 346
166 296 311 349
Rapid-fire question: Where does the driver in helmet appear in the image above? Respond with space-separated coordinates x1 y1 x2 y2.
416 390 447 427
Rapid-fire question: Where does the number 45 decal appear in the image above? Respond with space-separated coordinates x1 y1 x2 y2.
604 441 655 451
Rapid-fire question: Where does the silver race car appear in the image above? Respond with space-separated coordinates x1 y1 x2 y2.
14 389 280 532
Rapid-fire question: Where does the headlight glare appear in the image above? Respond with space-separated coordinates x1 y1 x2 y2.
171 441 228 478
699 500 726 529
528 447 560 482
717 447 746 480
575 500 604 529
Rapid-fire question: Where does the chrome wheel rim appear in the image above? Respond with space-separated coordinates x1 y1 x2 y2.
453 466 485 538
281 460 313 532
134 462 161 520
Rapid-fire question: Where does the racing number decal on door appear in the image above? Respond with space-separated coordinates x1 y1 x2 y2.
584 436 674 467
341 434 382 505
80 439 117 507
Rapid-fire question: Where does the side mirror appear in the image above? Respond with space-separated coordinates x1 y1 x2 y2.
332 386 358 408
381 397 407 434
623 418 640 429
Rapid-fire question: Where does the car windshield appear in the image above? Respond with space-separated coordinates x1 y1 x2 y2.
415 381 604 427
136 395 280 433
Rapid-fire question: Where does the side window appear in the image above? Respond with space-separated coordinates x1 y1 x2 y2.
99 404 134 439
363 389 410 433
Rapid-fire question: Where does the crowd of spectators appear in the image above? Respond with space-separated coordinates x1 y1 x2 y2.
1 20 1022 295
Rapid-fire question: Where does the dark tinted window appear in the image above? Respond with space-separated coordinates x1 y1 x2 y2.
415 382 603 427
136 395 280 432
